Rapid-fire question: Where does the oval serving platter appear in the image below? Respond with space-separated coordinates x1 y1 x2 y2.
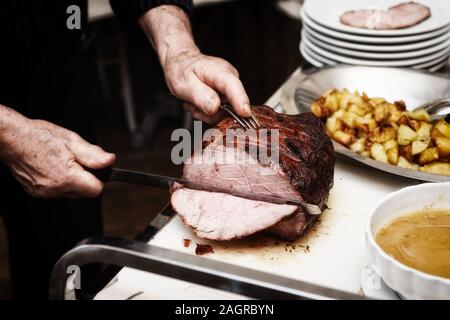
294 66 450 183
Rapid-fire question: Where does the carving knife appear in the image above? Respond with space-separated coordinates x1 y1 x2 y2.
90 167 322 216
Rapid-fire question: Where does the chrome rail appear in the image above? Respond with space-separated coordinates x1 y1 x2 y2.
49 236 365 300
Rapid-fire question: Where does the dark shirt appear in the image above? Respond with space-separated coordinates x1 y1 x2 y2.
0 0 193 114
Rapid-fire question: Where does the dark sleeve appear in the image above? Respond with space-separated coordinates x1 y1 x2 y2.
110 0 194 20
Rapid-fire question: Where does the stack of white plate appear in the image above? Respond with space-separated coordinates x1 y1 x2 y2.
300 0 450 71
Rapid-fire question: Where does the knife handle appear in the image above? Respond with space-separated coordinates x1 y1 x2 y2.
85 166 114 182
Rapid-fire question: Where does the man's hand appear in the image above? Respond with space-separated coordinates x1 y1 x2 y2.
164 50 251 124
0 106 115 199
139 5 251 123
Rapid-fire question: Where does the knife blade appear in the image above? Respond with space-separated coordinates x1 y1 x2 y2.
90 167 322 216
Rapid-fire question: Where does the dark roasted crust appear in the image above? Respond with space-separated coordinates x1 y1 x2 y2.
267 211 320 241
216 106 335 208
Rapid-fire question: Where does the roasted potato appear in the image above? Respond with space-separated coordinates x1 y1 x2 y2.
435 137 450 158
397 125 417 146
386 148 399 165
370 143 388 163
374 104 388 123
388 109 403 126
348 103 368 116
311 97 330 119
369 126 397 143
408 119 421 132
350 137 366 154
325 116 342 134
398 156 419 171
370 97 387 105
338 92 353 110
384 139 399 165
333 130 353 146
434 120 450 138
339 111 358 128
311 89 449 174
419 162 450 176
397 114 410 126
399 145 414 162
411 140 429 156
416 122 432 141
383 139 398 151
394 101 406 111
408 109 431 122
324 94 339 112
419 147 439 165
355 117 376 133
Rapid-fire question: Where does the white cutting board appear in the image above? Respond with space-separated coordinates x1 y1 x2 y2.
148 159 417 295
96 160 416 300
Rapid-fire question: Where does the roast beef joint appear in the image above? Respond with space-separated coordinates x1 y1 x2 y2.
171 106 335 241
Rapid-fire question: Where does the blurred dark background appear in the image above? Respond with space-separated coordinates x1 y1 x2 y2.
0 0 302 299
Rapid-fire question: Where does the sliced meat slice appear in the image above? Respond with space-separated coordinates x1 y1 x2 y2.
172 188 298 241
183 143 302 201
340 10 392 30
388 2 431 28
340 1 431 30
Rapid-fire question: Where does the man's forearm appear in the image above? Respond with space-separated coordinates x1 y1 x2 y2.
0 105 28 160
137 4 251 117
138 5 199 68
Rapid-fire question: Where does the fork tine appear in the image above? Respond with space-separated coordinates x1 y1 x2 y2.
428 101 450 113
220 104 261 130
430 106 450 121
298 92 316 100
296 88 317 100
295 88 316 110
220 105 250 129
251 114 261 128
298 96 313 104
247 116 258 129
417 98 450 111
433 104 450 115
241 117 254 130
421 100 446 109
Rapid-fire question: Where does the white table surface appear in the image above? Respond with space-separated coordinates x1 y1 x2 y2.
94 63 450 300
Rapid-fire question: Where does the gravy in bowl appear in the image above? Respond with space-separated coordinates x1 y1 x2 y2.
376 210 450 279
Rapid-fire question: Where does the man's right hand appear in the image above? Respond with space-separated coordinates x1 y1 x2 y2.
0 107 115 199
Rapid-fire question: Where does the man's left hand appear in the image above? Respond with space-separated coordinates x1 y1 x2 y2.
163 50 251 124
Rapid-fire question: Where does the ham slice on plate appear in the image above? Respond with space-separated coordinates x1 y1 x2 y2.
340 2 431 30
